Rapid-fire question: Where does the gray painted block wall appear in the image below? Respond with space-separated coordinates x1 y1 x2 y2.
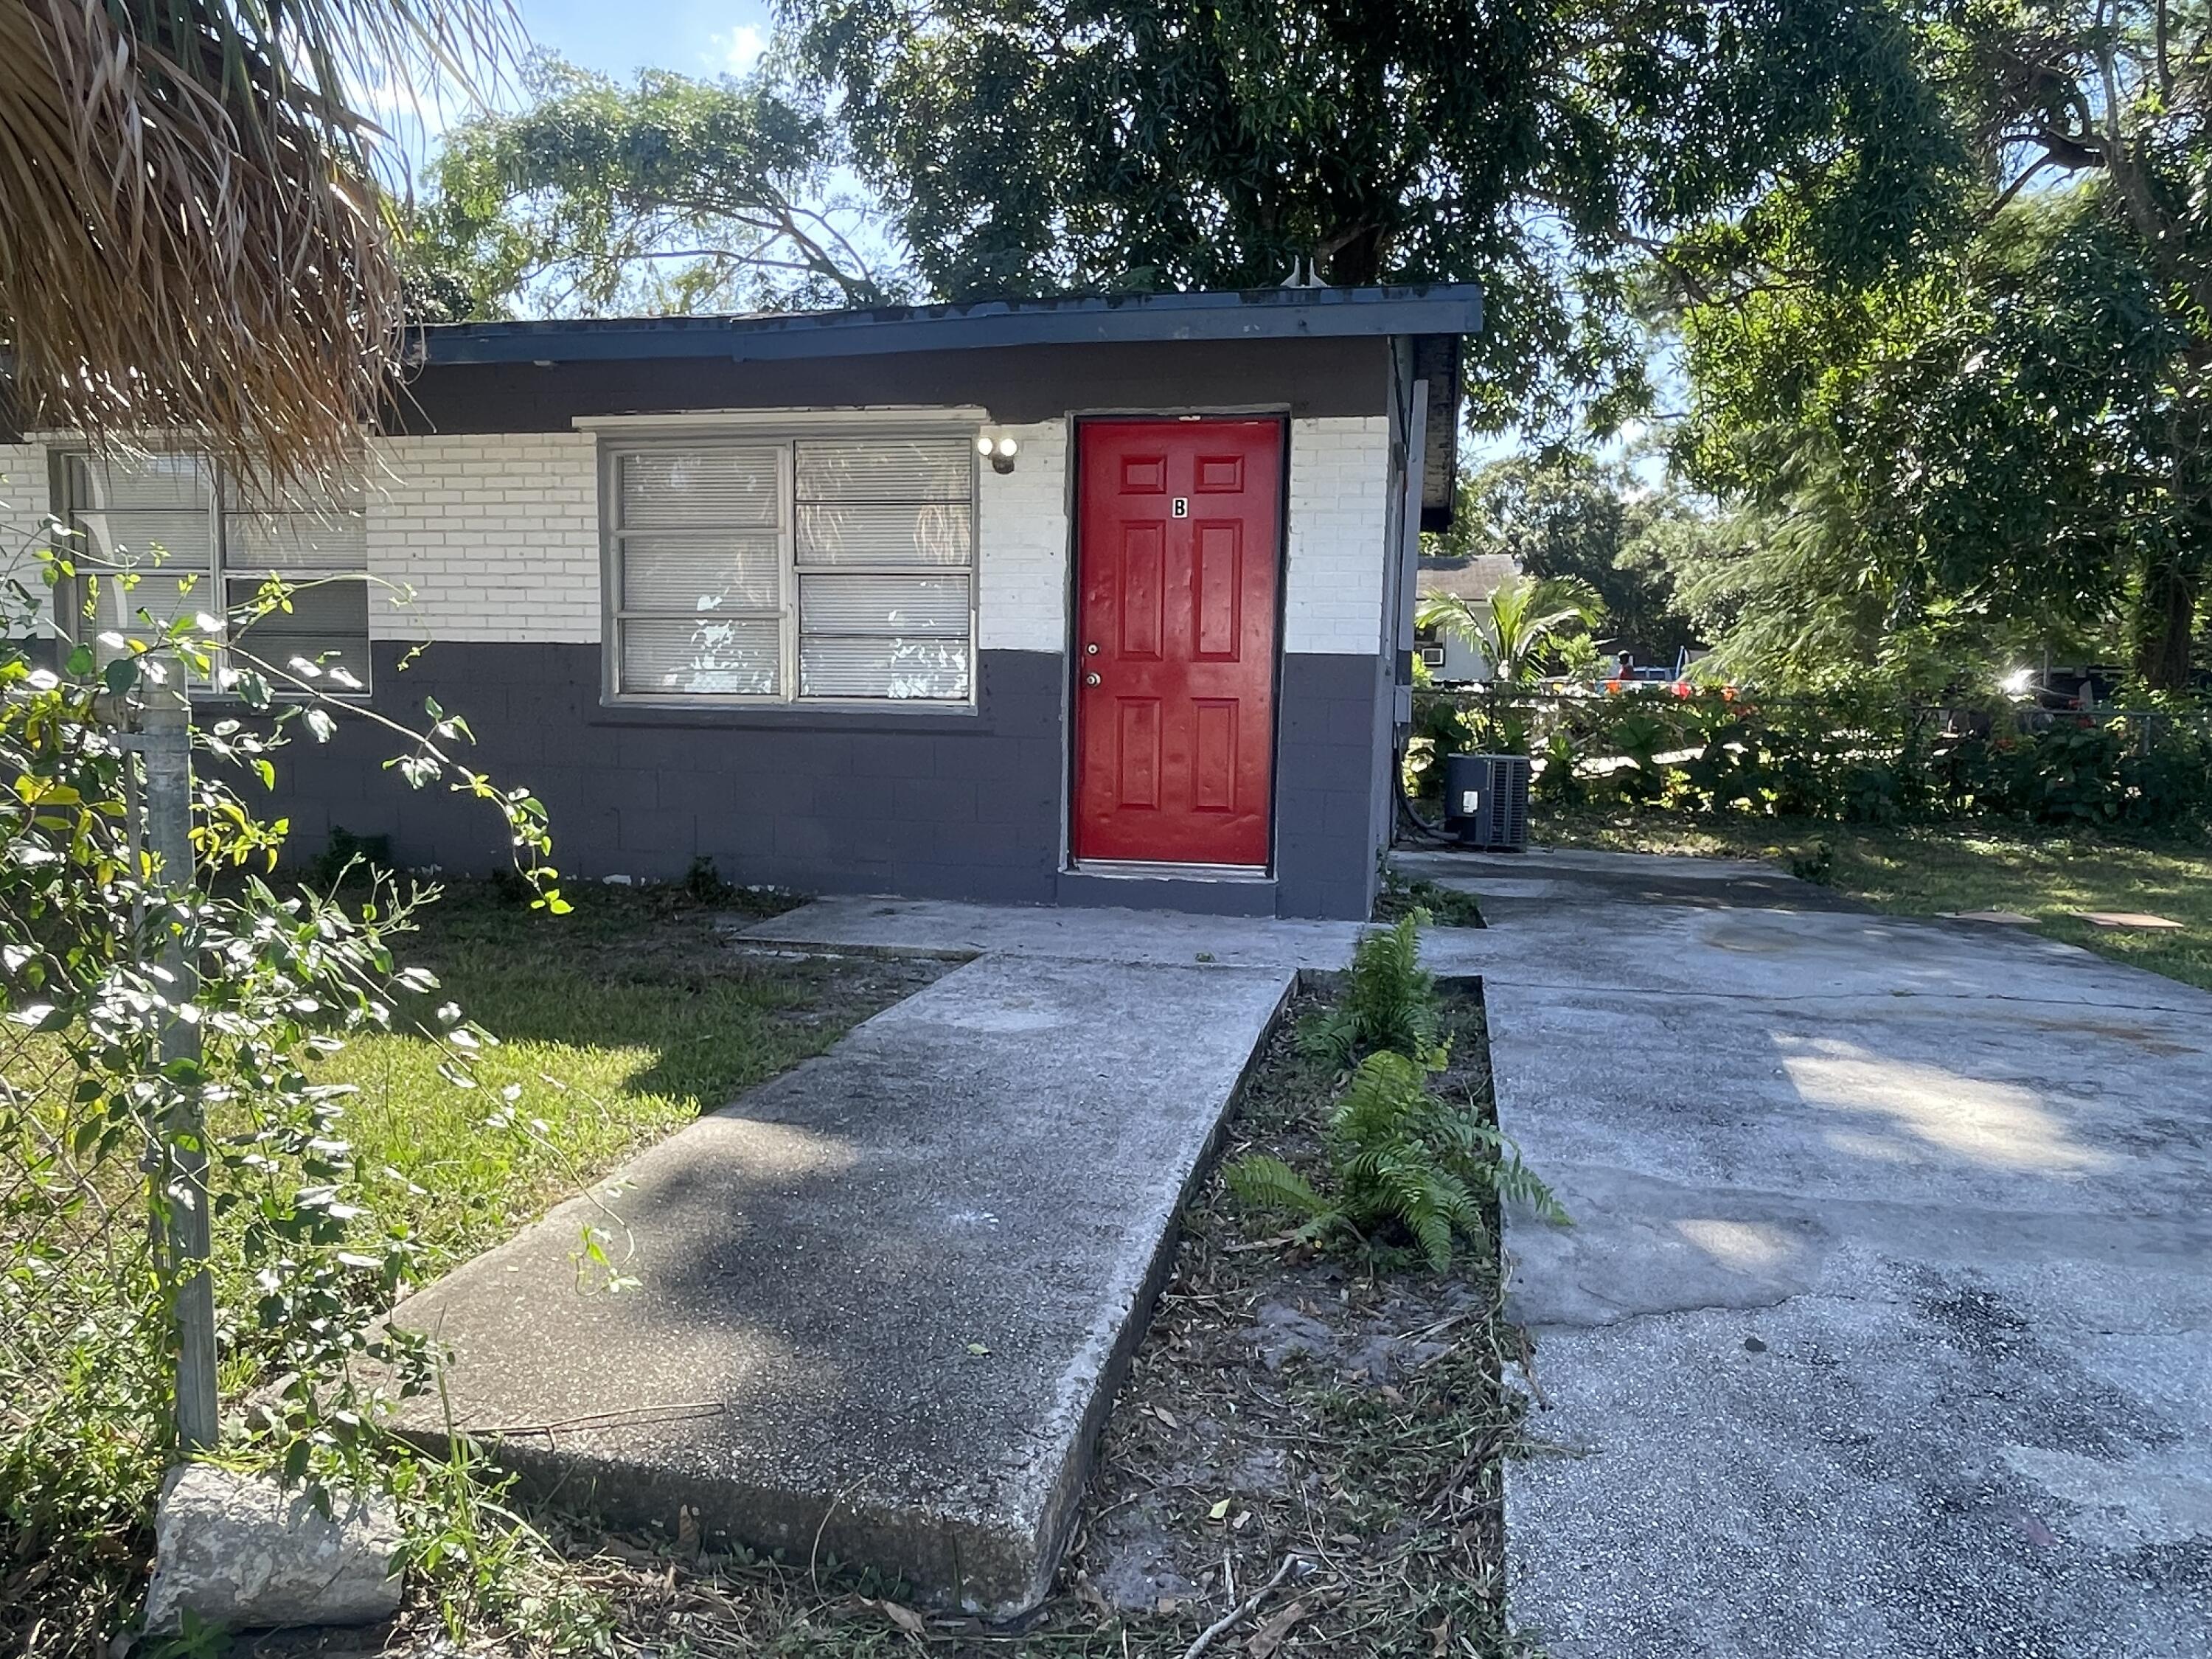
267 641 1387 919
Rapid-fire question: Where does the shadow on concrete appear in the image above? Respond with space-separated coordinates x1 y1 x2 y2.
389 950 1296 1616
1485 857 2212 1658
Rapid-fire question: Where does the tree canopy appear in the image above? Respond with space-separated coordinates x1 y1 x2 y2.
409 55 902 320
1668 1 2212 690
781 0 1961 437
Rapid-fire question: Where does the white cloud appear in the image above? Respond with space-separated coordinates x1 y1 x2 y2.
714 24 767 72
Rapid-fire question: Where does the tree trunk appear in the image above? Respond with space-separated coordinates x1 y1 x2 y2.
2134 552 2199 692
1321 224 1386 286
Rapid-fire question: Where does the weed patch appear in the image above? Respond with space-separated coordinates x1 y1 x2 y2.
1 881 938 1655
1374 864 1486 928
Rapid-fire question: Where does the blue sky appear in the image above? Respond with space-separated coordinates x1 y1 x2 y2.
514 0 774 83
377 0 777 164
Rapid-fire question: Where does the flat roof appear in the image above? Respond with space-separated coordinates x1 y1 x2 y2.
415 285 1484 366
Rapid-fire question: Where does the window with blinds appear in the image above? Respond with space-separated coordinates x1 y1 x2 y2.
61 453 372 695
605 434 975 704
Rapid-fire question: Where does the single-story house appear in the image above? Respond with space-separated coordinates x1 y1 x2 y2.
1413 552 1518 683
3 285 1481 920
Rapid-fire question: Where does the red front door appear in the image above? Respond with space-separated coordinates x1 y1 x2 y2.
1073 419 1283 867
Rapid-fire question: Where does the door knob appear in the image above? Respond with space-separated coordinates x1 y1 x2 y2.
1084 672 1102 687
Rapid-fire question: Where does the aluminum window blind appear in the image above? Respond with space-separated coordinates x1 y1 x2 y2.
798 574 970 636
796 503 973 566
794 439 970 503
794 438 973 700
95 580 213 640
801 637 970 700
611 444 787 698
226 577 372 687
67 453 213 512
611 432 975 705
62 450 373 698
71 510 218 570
619 448 780 529
66 453 216 571
620 534 783 612
223 511 367 571
619 617 780 696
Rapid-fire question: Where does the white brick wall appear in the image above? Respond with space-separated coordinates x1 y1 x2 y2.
2 413 1394 659
1283 415 1391 655
0 442 57 613
976 420 1068 653
977 414 1394 658
371 425 1073 653
365 433 599 643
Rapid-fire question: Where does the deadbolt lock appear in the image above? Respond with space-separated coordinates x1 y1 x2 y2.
1085 641 1099 655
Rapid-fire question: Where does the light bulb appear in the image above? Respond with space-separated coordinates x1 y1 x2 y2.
995 436 1019 459
975 434 995 456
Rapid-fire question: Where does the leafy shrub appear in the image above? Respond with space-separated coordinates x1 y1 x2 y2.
684 854 734 904
1790 841 1836 883
1374 864 1485 928
0 547 575 1649
1413 686 2212 835
1532 726 1585 806
1300 913 1439 1066
1229 1051 1563 1270
307 823 393 886
1234 914 1565 1272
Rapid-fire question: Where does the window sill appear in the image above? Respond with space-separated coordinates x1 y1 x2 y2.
589 698 987 736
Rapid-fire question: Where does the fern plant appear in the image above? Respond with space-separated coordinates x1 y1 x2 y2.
1228 1051 1565 1271
1299 911 1441 1067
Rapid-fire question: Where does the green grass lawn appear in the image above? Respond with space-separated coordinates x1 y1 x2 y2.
0 878 942 1655
1537 810 2212 992
317 880 941 1273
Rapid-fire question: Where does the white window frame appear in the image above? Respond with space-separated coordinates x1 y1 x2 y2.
54 448 373 700
598 428 981 709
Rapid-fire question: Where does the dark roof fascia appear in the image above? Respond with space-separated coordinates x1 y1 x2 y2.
415 285 1484 367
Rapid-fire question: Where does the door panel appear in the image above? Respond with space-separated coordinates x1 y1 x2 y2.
1074 419 1283 866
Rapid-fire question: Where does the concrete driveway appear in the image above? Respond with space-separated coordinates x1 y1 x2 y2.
1405 848 2212 1658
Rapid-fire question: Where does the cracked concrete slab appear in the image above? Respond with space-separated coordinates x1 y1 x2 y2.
388 951 1293 1616
1410 846 2212 1658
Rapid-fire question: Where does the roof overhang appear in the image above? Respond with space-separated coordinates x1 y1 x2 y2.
415 284 1484 366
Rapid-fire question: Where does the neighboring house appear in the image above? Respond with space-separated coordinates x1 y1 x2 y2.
1414 553 1518 681
7 286 1480 921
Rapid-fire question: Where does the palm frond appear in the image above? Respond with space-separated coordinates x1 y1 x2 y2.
0 0 513 484
1422 572 1607 684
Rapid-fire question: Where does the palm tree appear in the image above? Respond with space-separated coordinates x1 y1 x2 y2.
0 0 510 481
1419 574 1605 685
1416 574 1604 758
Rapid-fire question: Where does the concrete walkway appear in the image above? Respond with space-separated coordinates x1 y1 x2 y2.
389 948 1293 1615
391 851 2212 1645
1415 848 2212 1658
736 892 1367 971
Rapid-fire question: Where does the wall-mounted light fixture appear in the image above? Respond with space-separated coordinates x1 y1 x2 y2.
975 430 1020 474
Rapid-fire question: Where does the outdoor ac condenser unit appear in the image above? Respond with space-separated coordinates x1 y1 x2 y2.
1441 753 1531 851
